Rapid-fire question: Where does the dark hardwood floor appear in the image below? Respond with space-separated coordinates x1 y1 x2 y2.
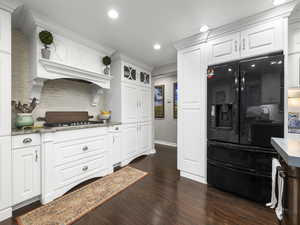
2 145 278 225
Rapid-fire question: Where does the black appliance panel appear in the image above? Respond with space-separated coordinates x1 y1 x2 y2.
207 141 276 174
207 160 271 203
207 63 239 144
239 55 284 147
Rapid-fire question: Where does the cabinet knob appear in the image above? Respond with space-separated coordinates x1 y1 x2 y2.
23 138 32 144
82 146 88 151
82 166 89 171
115 127 119 131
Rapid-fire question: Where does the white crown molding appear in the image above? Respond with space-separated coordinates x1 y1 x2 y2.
111 52 154 72
13 6 115 56
152 63 177 76
174 0 298 50
0 0 22 13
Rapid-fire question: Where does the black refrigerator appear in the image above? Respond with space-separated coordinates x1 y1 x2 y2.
207 53 284 203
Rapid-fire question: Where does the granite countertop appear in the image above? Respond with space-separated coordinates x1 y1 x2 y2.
11 122 122 136
271 137 300 167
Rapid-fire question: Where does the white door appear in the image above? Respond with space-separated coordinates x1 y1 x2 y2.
178 46 207 180
122 83 139 123
208 33 240 65
0 10 11 54
13 147 40 205
121 124 138 160
240 19 283 58
139 87 152 122
0 136 11 210
112 133 121 165
138 122 152 154
0 53 11 137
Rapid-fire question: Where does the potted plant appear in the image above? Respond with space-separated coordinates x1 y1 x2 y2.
13 98 38 129
39 30 54 59
102 56 111 75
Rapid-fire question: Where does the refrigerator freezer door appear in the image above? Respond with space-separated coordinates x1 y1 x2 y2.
207 63 239 143
239 54 284 148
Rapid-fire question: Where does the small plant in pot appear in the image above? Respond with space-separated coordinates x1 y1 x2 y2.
102 56 111 75
39 30 54 59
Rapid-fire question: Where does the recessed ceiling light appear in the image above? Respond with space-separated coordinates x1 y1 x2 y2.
108 9 119 19
200 25 209 33
153 43 161 50
273 0 286 6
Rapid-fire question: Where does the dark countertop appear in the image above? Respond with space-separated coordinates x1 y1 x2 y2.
271 137 300 167
11 122 122 136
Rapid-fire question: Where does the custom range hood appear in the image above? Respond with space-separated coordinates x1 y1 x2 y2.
13 7 115 106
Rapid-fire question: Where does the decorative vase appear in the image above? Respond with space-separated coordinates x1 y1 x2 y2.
16 113 34 128
41 48 51 59
104 66 110 75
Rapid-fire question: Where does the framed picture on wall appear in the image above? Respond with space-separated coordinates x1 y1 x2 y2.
154 85 165 119
174 82 178 119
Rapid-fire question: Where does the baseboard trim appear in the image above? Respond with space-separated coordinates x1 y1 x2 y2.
180 171 207 184
0 207 12 222
13 196 40 211
155 140 177 148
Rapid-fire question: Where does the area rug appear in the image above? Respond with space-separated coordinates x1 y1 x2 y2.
16 166 148 225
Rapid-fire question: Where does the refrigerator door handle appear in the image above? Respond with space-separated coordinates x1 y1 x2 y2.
241 71 246 91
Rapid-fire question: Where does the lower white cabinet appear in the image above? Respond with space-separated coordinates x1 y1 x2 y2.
12 146 40 205
122 124 139 161
0 136 11 211
122 122 152 164
109 126 122 166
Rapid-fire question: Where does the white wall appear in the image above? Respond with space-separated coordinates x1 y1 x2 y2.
11 29 105 126
153 63 177 146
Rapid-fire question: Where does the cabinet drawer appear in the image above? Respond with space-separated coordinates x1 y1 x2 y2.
55 155 107 189
54 136 107 166
12 134 40 149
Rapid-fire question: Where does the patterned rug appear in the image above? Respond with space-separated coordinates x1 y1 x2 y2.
16 166 148 225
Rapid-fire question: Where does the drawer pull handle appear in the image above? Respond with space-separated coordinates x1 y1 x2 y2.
82 146 88 151
23 138 32 144
82 166 89 171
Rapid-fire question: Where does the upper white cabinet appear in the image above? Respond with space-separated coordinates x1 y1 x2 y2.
0 136 11 211
180 47 203 105
208 19 284 65
209 33 240 65
288 20 300 88
139 87 152 122
121 83 139 123
241 20 283 58
0 10 11 54
0 53 11 136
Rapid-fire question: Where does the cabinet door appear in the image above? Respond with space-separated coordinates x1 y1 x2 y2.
208 33 240 65
121 124 138 160
139 87 152 122
112 133 121 165
0 136 11 210
288 54 300 88
241 20 283 58
0 10 11 54
138 122 152 154
13 147 40 205
0 53 11 136
122 83 139 123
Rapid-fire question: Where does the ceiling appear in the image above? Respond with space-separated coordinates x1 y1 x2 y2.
18 0 280 68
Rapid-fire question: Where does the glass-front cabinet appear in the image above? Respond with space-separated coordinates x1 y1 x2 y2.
122 63 151 87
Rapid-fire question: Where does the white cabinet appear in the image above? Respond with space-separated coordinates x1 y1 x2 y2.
138 122 152 155
177 45 207 183
0 53 11 136
122 83 139 123
209 33 240 64
0 136 11 211
208 19 284 65
109 126 122 166
288 21 300 88
241 20 283 58
139 87 152 122
12 147 40 205
0 10 11 54
121 124 139 161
